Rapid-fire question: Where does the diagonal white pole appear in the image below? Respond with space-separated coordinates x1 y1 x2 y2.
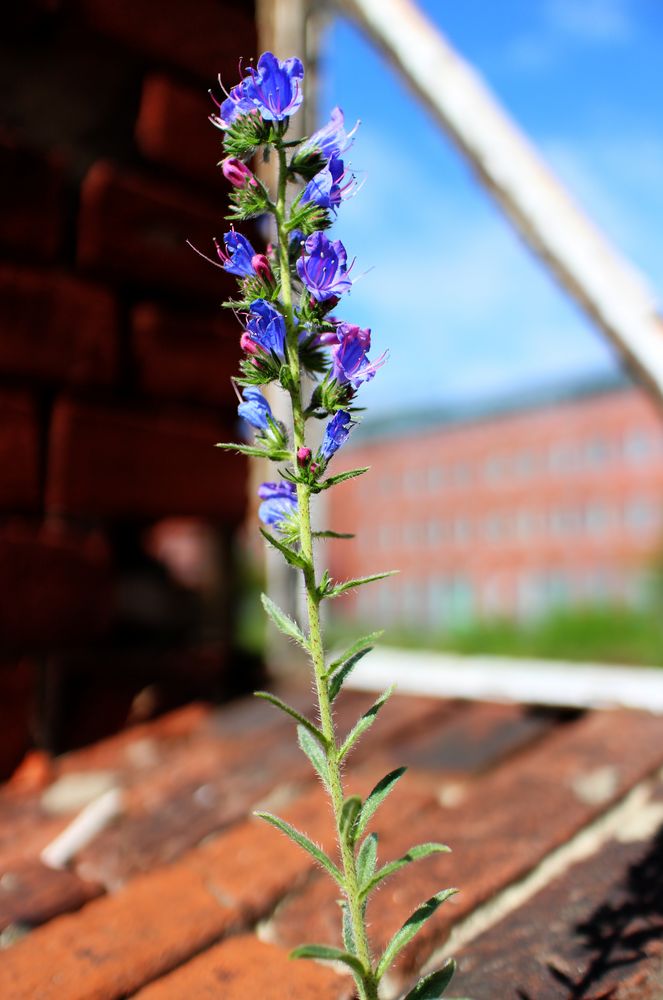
341 0 663 404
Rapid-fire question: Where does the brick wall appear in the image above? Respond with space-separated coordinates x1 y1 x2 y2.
0 0 258 771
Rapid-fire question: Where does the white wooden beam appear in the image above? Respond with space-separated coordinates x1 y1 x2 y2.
341 0 663 403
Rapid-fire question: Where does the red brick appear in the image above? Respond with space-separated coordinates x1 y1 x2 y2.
0 138 65 262
0 524 111 649
0 391 39 512
46 397 246 518
133 934 352 1000
132 303 238 405
78 0 256 80
77 161 235 298
135 75 223 185
0 266 117 385
0 859 103 931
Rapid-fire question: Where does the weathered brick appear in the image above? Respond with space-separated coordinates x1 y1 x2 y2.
451 818 663 999
0 859 102 931
131 303 237 405
77 161 234 298
0 391 39 512
135 75 222 184
133 934 352 1000
78 0 256 80
0 266 117 385
0 525 111 650
46 397 246 518
0 138 65 262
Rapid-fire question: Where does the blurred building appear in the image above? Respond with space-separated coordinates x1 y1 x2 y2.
328 376 663 628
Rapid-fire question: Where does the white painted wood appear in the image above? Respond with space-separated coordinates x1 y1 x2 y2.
343 646 663 713
41 788 123 870
341 0 663 402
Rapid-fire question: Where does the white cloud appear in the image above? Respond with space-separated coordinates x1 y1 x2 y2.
544 0 635 43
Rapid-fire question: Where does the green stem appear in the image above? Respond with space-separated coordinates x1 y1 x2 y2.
273 144 379 1000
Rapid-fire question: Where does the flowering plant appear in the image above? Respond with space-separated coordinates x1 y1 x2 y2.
207 52 457 1000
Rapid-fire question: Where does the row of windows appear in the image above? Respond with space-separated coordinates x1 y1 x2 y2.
353 568 646 626
373 427 663 497
360 498 663 550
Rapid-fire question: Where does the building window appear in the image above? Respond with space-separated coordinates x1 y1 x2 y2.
584 437 611 467
515 449 536 478
624 497 661 536
427 519 444 546
584 502 611 537
624 428 653 465
427 465 444 492
548 442 576 474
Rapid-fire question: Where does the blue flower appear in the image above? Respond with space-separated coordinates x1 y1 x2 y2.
218 231 257 278
301 156 355 213
299 107 358 160
246 299 287 358
319 410 354 462
238 387 273 432
296 232 353 302
209 81 255 130
258 482 298 526
244 52 304 122
331 323 387 388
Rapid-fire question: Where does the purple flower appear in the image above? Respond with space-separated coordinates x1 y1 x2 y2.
331 323 387 388
209 81 255 130
246 299 287 358
244 52 304 122
216 231 257 277
258 482 298 527
238 388 273 432
299 107 358 160
296 232 353 301
301 156 356 213
319 410 354 462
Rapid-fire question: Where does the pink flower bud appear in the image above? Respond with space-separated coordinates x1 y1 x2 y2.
221 157 257 188
297 446 312 465
251 253 274 285
240 331 259 355
315 330 339 347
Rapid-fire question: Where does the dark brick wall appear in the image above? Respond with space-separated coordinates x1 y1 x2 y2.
0 0 258 768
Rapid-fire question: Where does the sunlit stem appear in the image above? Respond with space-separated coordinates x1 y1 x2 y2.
273 141 379 1000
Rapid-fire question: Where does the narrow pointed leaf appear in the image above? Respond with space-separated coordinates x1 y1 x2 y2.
360 843 450 900
341 902 355 954
261 593 309 650
355 767 407 840
327 570 398 599
320 466 369 489
255 811 342 885
328 631 384 674
313 530 355 539
298 724 330 789
215 442 290 460
404 960 457 999
339 686 395 761
376 890 458 981
340 795 362 846
259 527 308 569
328 646 374 702
254 692 326 745
356 832 378 887
290 944 366 978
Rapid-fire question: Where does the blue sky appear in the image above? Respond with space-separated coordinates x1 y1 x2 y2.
318 0 663 415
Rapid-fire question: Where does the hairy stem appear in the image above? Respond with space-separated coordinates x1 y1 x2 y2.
274 144 379 1000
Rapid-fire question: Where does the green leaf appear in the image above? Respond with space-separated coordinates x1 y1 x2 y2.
328 646 374 702
328 631 384 674
341 901 355 954
354 767 407 840
297 725 330 789
312 530 355 539
290 944 366 979
376 890 458 981
360 843 451 900
255 812 342 885
319 466 369 489
339 795 362 845
259 528 307 570
356 832 378 888
254 692 326 746
339 686 395 761
403 960 457 999
216 442 283 459
326 570 399 599
260 593 309 650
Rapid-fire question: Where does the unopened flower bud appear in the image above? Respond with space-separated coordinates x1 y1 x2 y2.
297 446 312 466
315 330 338 347
252 253 274 285
221 157 257 188
240 331 259 355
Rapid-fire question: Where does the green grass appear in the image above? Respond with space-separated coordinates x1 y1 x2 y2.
328 605 663 667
